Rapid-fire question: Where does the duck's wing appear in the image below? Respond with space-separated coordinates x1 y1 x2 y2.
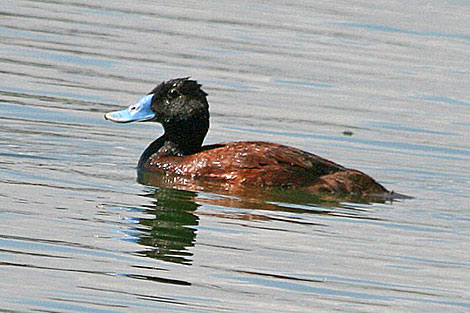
217 141 345 174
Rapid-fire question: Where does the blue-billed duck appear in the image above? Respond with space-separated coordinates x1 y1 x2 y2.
105 78 388 196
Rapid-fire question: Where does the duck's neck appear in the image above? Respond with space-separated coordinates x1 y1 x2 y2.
138 136 165 167
138 120 208 167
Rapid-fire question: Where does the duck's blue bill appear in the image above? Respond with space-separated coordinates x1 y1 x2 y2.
104 94 155 123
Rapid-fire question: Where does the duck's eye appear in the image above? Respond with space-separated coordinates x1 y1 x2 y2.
130 106 136 111
168 89 179 98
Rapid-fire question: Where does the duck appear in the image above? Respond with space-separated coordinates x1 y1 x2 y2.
105 77 389 196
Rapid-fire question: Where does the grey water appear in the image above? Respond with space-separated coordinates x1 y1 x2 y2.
1 0 470 312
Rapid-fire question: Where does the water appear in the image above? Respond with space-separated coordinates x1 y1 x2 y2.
1 0 470 312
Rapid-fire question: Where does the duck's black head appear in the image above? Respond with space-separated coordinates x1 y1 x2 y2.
105 78 210 157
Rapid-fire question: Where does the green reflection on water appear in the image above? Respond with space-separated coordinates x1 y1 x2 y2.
136 186 199 266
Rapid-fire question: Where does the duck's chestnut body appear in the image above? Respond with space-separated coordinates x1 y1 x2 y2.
105 78 388 196
140 141 387 195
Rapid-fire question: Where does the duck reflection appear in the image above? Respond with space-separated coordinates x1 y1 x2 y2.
135 184 199 266
134 169 395 266
137 169 388 209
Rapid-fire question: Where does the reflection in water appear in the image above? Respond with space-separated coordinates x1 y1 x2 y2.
136 169 391 231
134 186 200 266
132 168 398 266
137 169 390 209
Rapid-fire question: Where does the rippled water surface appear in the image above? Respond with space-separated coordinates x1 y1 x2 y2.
1 1 470 312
